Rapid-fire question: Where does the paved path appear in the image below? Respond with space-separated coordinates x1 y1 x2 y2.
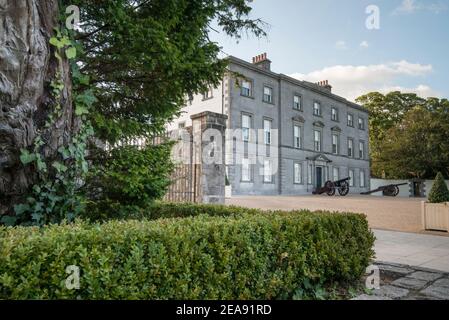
355 262 449 300
374 230 449 273
227 195 425 233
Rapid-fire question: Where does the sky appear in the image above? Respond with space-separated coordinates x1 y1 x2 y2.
210 0 449 102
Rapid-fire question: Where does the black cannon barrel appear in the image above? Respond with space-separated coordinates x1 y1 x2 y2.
334 177 350 184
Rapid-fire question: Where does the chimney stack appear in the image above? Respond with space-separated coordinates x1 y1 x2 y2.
252 53 271 71
316 80 332 92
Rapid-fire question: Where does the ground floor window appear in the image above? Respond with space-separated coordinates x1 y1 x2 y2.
241 158 251 182
294 162 302 184
360 170 366 188
308 164 313 185
349 169 355 187
263 160 273 183
333 167 339 181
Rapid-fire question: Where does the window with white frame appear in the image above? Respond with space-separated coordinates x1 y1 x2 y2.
333 167 339 182
349 169 355 187
293 95 302 110
263 159 273 183
294 125 301 148
203 87 213 100
359 141 365 159
242 114 251 142
308 164 313 184
314 130 321 152
331 107 339 121
348 138 354 158
241 158 251 182
360 170 366 188
263 119 272 145
294 162 302 184
241 80 252 97
347 113 354 127
313 102 322 116
263 86 273 103
358 117 365 130
332 134 339 155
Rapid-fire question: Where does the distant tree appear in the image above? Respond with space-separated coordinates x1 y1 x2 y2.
428 172 449 203
356 92 449 179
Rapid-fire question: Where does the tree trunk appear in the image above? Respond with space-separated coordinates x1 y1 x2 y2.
0 0 77 215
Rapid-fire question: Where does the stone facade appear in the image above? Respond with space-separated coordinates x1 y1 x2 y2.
168 54 371 196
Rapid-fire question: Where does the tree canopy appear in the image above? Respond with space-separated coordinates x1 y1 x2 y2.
356 92 449 179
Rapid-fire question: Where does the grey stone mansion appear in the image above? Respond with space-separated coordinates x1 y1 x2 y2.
168 53 370 195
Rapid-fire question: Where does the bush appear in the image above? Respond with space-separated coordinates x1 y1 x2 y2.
81 201 262 222
84 143 175 218
428 172 449 203
0 206 375 300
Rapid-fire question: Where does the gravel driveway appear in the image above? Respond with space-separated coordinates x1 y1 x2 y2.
227 195 428 234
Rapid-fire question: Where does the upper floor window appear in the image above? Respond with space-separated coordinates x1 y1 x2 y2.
263 119 272 145
294 125 301 148
242 114 251 142
203 87 213 100
293 95 302 110
332 134 339 155
358 117 365 130
314 130 321 152
331 107 339 121
241 80 252 97
348 138 354 158
294 163 302 184
313 102 322 116
178 122 186 129
347 113 354 127
359 141 365 159
263 86 273 103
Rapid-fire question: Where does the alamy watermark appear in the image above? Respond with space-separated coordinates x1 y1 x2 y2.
366 5 380 30
65 265 80 290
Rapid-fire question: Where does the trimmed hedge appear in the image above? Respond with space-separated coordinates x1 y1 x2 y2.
0 205 375 300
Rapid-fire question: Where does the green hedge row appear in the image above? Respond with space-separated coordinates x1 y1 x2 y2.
0 205 375 299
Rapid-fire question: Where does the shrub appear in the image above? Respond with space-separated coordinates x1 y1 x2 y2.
0 208 375 300
81 201 263 222
428 172 449 203
84 143 175 218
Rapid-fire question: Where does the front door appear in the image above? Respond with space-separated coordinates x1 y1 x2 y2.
316 167 323 189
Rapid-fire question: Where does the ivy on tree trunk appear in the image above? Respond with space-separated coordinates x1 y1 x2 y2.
0 0 78 216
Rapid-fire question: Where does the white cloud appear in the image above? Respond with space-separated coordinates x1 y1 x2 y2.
393 0 448 15
289 61 438 101
360 41 369 48
335 40 347 50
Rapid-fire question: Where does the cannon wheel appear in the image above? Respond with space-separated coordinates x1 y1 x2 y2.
393 186 400 197
325 181 335 196
338 181 350 196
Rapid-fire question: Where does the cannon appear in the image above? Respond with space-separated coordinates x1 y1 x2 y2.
361 183 408 197
313 177 351 197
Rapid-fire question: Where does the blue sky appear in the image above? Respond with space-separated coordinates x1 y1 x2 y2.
211 0 449 101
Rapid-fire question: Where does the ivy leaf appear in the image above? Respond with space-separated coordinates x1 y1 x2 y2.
75 105 89 116
14 203 31 216
20 149 36 165
52 161 68 173
65 47 77 59
49 37 63 49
